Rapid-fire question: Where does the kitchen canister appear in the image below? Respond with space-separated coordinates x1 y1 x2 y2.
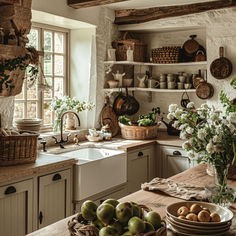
126 47 134 61
107 48 116 61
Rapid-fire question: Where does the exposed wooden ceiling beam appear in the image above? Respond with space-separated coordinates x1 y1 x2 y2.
68 0 128 9
115 0 236 25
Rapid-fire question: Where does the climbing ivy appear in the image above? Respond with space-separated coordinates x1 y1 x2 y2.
0 53 38 93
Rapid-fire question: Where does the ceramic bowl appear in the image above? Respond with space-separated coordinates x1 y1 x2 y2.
15 118 42 132
166 201 234 226
184 83 192 89
123 78 133 87
107 79 119 88
86 135 103 142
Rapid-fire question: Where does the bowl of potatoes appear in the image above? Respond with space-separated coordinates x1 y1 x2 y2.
166 201 233 235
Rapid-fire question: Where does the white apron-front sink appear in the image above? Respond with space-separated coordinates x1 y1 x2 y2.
59 148 127 201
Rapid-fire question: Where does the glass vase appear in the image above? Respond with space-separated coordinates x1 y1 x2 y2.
205 164 235 207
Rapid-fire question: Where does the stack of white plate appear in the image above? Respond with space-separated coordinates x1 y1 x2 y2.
15 118 42 132
166 201 233 236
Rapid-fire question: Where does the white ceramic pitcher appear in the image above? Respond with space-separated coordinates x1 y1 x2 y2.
112 70 126 87
137 75 148 88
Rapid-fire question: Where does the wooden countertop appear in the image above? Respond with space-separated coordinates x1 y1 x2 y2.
0 131 182 185
0 154 77 185
27 164 236 236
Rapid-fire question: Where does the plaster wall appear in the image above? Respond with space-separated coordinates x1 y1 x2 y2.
70 28 96 128
32 0 101 26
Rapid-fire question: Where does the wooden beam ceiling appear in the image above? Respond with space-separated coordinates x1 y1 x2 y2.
67 0 128 9
115 0 236 25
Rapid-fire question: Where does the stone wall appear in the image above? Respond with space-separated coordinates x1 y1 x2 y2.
111 8 236 128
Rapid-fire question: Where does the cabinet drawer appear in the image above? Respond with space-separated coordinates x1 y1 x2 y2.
163 146 187 157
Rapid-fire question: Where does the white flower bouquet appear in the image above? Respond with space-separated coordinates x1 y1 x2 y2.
50 96 94 131
168 93 236 206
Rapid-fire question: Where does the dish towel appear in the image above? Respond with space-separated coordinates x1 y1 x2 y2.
141 177 208 201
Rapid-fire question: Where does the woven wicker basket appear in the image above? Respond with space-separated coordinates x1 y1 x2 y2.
68 205 167 236
119 122 161 140
0 131 39 166
152 46 181 64
112 32 147 62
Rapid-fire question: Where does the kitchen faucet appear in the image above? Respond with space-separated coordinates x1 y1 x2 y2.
52 111 80 148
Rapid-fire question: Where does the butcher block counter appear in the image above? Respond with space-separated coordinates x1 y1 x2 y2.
27 164 236 236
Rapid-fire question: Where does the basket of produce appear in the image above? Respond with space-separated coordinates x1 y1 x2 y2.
118 108 161 140
0 128 39 166
112 32 147 62
68 199 167 236
152 46 181 64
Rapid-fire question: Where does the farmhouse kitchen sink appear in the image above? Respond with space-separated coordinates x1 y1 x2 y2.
59 148 127 201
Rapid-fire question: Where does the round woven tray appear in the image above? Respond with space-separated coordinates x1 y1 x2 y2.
68 204 167 236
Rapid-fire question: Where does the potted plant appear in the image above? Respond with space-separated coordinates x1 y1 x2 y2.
118 107 161 140
50 96 94 132
167 85 236 207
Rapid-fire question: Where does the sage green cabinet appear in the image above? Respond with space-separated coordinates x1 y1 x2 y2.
0 179 33 236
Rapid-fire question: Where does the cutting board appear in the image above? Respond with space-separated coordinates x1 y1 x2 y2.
100 96 119 137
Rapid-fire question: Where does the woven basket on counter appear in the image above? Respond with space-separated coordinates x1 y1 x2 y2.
152 46 181 64
112 32 147 62
0 131 39 166
68 205 167 236
119 122 161 140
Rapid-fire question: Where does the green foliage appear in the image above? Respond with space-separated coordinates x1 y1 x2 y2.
230 77 236 89
137 118 154 127
137 107 160 127
118 116 131 126
219 91 236 114
0 53 38 93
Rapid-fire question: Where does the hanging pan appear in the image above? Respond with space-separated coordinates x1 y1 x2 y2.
196 71 214 100
210 47 232 79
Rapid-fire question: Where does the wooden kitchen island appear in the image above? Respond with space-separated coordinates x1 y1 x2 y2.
28 164 236 236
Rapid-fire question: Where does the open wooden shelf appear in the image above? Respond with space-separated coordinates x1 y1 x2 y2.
104 87 196 93
104 61 207 66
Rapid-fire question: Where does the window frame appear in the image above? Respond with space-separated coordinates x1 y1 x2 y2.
14 23 70 132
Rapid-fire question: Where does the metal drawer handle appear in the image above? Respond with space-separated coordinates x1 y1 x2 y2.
52 173 62 181
173 150 181 156
39 211 43 224
5 186 16 195
138 152 143 157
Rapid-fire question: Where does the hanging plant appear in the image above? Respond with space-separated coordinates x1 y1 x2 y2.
0 46 39 96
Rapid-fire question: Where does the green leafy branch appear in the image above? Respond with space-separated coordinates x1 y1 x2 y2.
0 53 38 93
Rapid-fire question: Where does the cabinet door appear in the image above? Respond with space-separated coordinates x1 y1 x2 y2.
127 149 149 194
162 146 190 178
38 169 71 228
0 179 33 236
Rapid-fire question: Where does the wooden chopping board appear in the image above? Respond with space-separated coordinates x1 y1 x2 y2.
100 96 119 137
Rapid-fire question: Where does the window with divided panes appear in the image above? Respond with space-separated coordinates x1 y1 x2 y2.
14 25 68 129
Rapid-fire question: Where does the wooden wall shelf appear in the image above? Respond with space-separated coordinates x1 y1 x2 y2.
104 61 207 67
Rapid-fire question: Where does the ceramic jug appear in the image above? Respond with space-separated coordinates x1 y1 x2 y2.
126 47 134 61
112 70 125 87
107 48 116 61
137 75 148 88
